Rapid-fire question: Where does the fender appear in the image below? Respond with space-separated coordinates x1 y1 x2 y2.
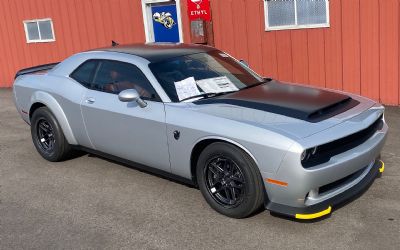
191 136 267 193
30 91 78 145
192 135 260 167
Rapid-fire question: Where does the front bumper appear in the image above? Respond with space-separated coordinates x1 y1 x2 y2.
265 160 384 219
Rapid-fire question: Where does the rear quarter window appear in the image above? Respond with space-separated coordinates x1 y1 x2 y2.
70 60 98 88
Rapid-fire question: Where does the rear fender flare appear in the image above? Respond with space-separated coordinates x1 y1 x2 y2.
30 91 78 145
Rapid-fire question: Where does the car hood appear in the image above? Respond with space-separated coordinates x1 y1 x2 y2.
190 81 375 139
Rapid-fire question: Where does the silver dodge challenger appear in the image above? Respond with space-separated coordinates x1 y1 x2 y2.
13 43 388 220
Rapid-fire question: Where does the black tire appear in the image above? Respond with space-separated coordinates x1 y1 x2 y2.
31 107 72 162
196 142 264 218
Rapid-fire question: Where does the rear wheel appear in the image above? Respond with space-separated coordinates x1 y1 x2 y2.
31 107 72 162
196 142 264 218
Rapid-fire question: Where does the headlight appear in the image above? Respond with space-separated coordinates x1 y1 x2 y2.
311 146 318 155
301 150 308 161
301 147 318 162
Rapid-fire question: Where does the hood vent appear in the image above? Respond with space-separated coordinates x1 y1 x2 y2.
307 97 357 122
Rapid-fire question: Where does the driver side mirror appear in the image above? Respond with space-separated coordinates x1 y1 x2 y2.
118 89 147 108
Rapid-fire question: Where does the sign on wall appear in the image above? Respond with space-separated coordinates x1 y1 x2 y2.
152 4 180 43
187 0 211 21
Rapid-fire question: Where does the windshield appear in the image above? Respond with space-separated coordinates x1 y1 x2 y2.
148 50 264 102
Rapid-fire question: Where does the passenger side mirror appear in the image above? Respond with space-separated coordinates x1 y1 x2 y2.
118 89 147 108
239 59 249 68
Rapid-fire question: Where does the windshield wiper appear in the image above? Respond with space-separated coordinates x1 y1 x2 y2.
180 93 218 102
180 91 237 102
240 78 272 91
179 79 272 102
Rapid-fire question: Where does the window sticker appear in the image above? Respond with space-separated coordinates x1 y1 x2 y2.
196 76 239 93
174 77 201 101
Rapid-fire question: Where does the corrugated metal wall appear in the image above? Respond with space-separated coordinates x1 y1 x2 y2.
0 0 399 105
211 0 400 105
0 0 148 87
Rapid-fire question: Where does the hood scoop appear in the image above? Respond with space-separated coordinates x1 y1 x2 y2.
194 81 359 123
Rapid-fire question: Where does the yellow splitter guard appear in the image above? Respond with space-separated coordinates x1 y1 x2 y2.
289 160 385 220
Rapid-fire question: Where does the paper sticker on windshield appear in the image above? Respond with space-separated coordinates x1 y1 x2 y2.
196 76 239 93
174 77 201 101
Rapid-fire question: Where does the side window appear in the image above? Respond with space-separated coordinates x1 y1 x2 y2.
92 60 159 101
70 60 98 88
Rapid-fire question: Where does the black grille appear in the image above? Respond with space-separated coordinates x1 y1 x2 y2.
319 166 367 195
303 114 383 168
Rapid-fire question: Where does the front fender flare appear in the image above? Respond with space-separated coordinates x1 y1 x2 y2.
30 91 78 145
192 136 260 167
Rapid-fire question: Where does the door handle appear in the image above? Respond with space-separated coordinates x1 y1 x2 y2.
85 98 95 104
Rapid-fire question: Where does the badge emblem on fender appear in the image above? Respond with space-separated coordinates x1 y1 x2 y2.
173 130 180 140
153 12 176 29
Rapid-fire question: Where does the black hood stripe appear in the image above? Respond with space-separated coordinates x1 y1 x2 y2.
194 81 359 123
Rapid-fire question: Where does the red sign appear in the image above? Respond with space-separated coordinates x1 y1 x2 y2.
187 0 211 21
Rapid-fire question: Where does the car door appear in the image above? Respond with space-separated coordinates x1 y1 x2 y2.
77 59 171 172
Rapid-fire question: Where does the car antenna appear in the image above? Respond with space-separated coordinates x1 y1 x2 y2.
112 40 119 47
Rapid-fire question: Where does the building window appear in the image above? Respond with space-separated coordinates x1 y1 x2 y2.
23 18 55 43
264 0 329 31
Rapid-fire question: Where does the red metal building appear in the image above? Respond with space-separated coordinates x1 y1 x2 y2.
0 0 399 105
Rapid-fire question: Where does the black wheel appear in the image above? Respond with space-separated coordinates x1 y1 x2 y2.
31 107 72 162
196 142 264 218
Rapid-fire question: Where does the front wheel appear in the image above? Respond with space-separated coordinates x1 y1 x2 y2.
196 142 264 218
31 107 72 162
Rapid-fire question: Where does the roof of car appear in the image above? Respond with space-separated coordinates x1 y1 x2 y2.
94 43 217 63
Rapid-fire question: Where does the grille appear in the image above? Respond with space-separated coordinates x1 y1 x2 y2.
303 114 384 168
319 166 367 195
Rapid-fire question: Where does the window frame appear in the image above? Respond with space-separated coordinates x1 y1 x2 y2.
69 59 162 102
23 18 56 43
264 0 330 31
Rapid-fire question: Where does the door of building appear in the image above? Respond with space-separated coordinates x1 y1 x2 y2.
142 0 183 43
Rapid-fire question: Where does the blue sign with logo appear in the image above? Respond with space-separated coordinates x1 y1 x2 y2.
151 4 180 43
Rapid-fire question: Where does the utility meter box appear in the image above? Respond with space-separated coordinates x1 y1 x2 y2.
191 20 207 44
